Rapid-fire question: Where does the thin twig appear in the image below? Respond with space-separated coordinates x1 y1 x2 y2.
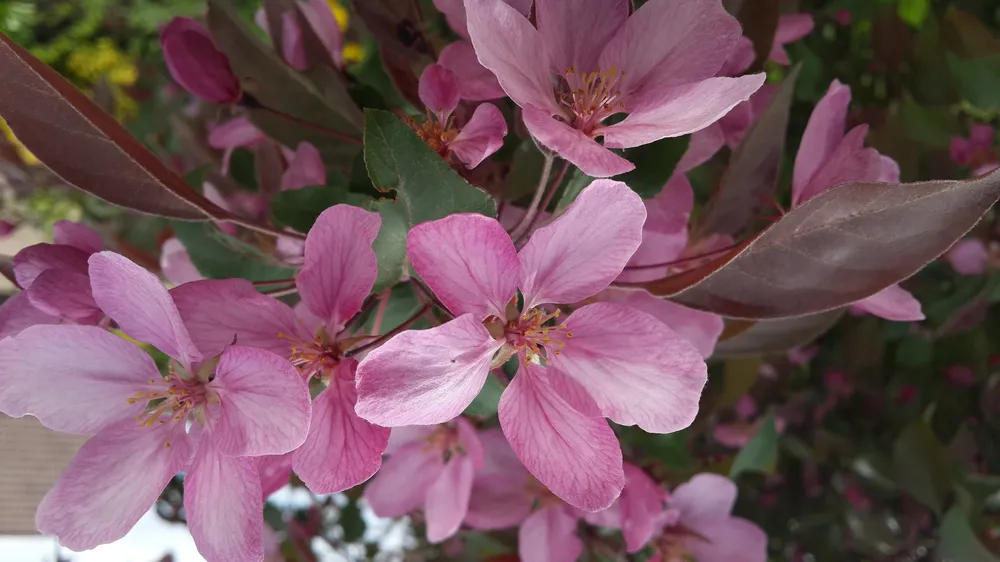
256 105 364 146
509 153 555 241
252 278 296 287
524 159 570 236
347 303 432 356
619 243 740 271
261 286 300 297
224 216 307 240
369 289 392 335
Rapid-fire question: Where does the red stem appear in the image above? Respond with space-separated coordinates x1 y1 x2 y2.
621 243 740 271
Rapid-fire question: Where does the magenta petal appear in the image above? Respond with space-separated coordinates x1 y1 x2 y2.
719 36 756 77
171 279 304 359
408 213 520 319
620 463 666 552
772 14 815 65
355 314 502 426
13 243 89 288
601 75 766 149
671 473 737 525
518 505 583 562
465 428 534 530
552 302 708 432
425 455 476 542
205 345 311 456
89 252 202 370
53 220 102 254
793 80 850 197
365 441 445 517
160 238 203 285
602 289 723 359
851 284 925 322
26 270 101 324
683 516 769 562
259 453 294 498
450 103 508 168
522 106 635 177
184 442 264 562
0 291 61 339
947 238 990 276
498 363 624 511
280 11 309 70
465 0 561 114
676 123 726 173
519 180 645 309
439 41 507 101
535 0 628 73
293 362 390 494
795 125 890 205
160 17 241 104
297 205 380 333
419 64 462 122
36 420 191 551
298 0 344 67
281 142 326 191
0 325 155 433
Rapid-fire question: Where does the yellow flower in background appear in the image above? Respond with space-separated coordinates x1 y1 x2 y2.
342 42 365 64
66 38 137 87
0 119 39 166
328 0 349 32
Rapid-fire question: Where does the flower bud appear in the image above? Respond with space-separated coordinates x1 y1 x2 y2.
160 17 241 105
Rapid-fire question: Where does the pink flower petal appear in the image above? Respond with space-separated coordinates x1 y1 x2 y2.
439 41 507 101
946 238 989 275
208 117 266 174
621 463 667 552
498 363 623 511
89 252 202 370
298 0 344 67
676 123 726 173
521 106 635 177
682 516 768 562
407 213 520 319
450 103 508 168
518 505 583 562
793 125 888 205
355 314 503 426
280 11 309 70
617 174 693 283
205 345 311 456
281 142 326 191
0 291 60 339
258 453 294 498
425 455 476 542
419 64 462 122
601 75 766 150
793 80 850 197
293 360 390 494
671 473 737 527
297 205 380 333
466 428 534 530
161 17 242 104
184 442 264 562
535 0 628 74
719 36 755 77
601 289 723 358
365 441 445 517
433 0 472 39
465 0 562 115
519 180 644 309
36 420 191 551
53 220 102 254
553 302 707 432
385 424 437 455
13 243 89 288
771 14 815 65
26 270 101 324
160 238 203 285
0 325 154 433
851 284 925 322
171 279 305 359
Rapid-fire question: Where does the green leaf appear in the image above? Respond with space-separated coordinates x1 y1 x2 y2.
270 183 362 233
358 282 421 333
898 0 929 29
555 168 594 212
171 222 296 282
339 500 366 543
646 432 695 469
717 357 761 410
464 374 505 417
939 495 999 562
729 414 779 478
363 109 496 291
892 417 954 514
948 53 1000 115
612 136 690 199
899 94 960 148
506 141 548 201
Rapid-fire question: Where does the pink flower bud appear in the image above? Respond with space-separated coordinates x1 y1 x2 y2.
161 17 242 105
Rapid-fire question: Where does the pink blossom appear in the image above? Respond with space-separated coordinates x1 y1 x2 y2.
951 124 997 171
366 419 483 542
770 14 815 66
584 463 670 552
465 0 765 177
160 237 204 286
208 116 267 174
714 417 786 449
792 80 923 322
160 17 242 105
413 64 508 168
0 252 311 561
280 142 326 191
946 238 990 276
0 220 15 237
355 181 707 511
171 205 390 495
256 0 344 70
787 345 819 366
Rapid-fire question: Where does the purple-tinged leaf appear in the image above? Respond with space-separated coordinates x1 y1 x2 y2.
714 310 843 357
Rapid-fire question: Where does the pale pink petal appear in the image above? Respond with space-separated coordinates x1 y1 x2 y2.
552 302 707 432
258 453 294 498
407 213 519 319
293 361 391 493
621 463 667 552
88 252 202 370
601 289 723 358
670 473 737 527
281 11 308 70
498 363 623 511
455 415 485 467
851 284 925 322
385 425 438 456
879 155 901 182
676 123 726 173
599 0 741 101
365 442 444 517
0 325 154 433
521 106 635 178
682 516 768 562
519 180 645 309
438 41 507 101
583 501 621 528
450 103 508 168
171 279 305 359
299 0 344 67
719 36 755 77
281 142 326 191
297 205 380 333
535 0 628 74
793 80 850 197
160 238 203 285
205 345 311 456
465 0 561 115
36 420 191 551
0 291 61 339
793 125 887 205
973 162 1000 176
53 220 102 254
465 428 534 530
518 505 583 562
419 64 462 122
425 455 476 542
208 117 266 174
713 421 757 448
947 238 990 275
618 174 693 283
433 0 472 39
26 270 101 324
547 367 604 417
601 75 766 150
355 314 503 426
13 244 89 288
971 124 996 145
771 14 814 65
184 442 264 562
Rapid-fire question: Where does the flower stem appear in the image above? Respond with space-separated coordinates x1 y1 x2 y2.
509 153 555 241
524 159 571 236
252 278 296 287
347 303 432 356
223 216 307 240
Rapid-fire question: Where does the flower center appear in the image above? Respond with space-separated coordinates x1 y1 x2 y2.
280 331 342 383
411 116 459 157
424 425 466 462
127 365 215 429
501 307 573 365
559 67 625 136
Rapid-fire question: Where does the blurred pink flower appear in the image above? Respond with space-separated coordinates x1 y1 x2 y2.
280 142 326 191
584 463 669 552
946 365 976 387
256 0 344 70
951 124 997 174
787 345 819 366
946 238 990 276
160 237 203 286
161 17 242 105
770 14 815 65
208 116 267 174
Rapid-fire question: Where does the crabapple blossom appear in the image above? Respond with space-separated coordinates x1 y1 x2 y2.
951 124 999 176
161 17 242 105
946 238 990 276
255 0 344 70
